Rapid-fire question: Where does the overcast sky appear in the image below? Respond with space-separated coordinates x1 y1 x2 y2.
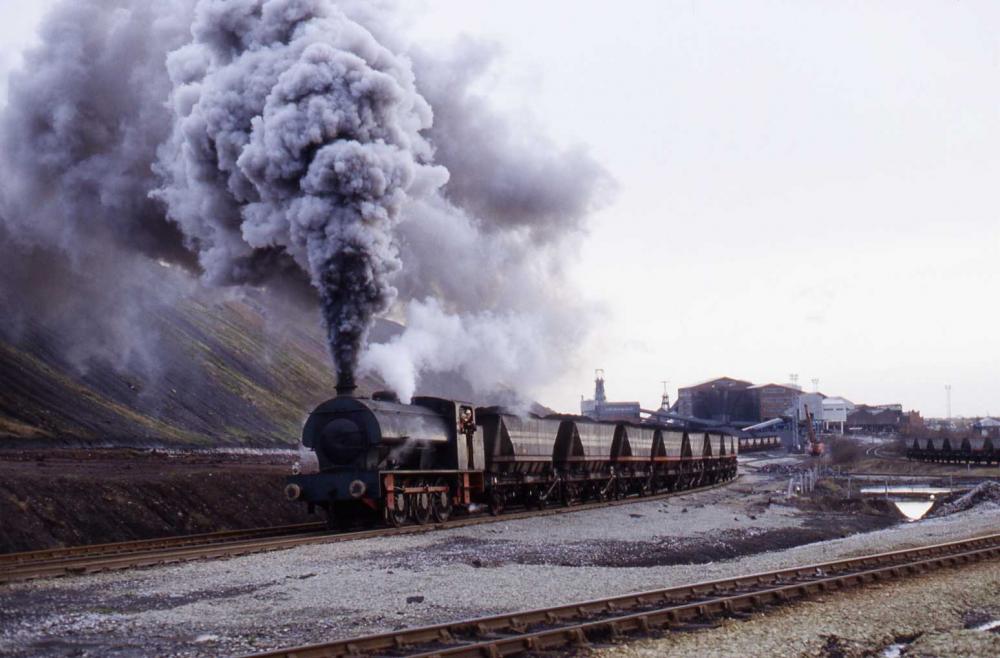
3 1 998 417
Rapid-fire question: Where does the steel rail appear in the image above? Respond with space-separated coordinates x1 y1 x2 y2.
0 522 326 567
0 477 737 585
244 532 1000 658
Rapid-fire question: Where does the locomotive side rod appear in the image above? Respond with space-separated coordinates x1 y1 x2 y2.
245 532 1000 658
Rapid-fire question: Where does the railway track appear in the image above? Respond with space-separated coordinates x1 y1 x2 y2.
0 477 737 585
246 532 1000 658
0 521 326 567
0 522 330 585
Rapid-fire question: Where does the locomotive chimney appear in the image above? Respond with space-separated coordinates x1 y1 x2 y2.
336 371 357 397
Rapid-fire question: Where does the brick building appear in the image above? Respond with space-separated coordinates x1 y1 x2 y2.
747 383 802 421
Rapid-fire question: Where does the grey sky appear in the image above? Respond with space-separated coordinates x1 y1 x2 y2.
3 1 997 417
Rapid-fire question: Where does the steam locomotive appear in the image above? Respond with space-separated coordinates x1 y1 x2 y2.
284 390 738 528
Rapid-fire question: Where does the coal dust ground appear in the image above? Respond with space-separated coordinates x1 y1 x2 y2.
380 515 893 570
0 449 309 553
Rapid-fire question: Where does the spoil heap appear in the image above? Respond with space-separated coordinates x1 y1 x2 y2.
933 481 1000 517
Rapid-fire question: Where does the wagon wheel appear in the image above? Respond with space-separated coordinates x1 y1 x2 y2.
385 494 408 528
411 484 432 525
431 479 453 523
561 482 574 507
676 470 688 491
489 490 505 516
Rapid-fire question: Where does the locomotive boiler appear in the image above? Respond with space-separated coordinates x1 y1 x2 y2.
285 390 738 528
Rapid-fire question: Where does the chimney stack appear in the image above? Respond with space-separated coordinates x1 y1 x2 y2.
336 371 357 397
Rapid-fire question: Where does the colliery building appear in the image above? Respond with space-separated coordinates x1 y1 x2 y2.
675 377 756 424
822 397 854 433
846 405 909 433
584 372 913 436
676 377 807 424
580 371 641 422
747 383 803 421
974 418 1000 438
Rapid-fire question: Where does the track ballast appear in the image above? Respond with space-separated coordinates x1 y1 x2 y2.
245 532 1000 658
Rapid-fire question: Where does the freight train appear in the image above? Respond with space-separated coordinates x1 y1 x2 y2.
737 435 782 452
285 391 738 528
906 435 1000 465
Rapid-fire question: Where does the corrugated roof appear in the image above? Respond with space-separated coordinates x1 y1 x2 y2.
679 376 753 390
747 383 801 392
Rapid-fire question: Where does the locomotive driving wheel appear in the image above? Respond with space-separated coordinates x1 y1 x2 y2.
411 482 432 525
431 478 453 523
385 494 407 528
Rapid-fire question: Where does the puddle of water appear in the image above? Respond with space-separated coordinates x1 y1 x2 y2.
859 485 953 496
893 500 935 521
883 643 906 658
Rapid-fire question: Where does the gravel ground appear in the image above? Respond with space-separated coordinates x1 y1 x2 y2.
592 556 1000 658
0 464 996 657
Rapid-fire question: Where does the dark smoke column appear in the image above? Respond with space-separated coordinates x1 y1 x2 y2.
155 0 447 390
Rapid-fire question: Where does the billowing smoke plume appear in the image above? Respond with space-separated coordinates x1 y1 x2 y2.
154 0 450 389
0 0 199 378
0 0 610 405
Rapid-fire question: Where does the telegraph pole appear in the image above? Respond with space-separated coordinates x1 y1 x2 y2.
945 384 952 421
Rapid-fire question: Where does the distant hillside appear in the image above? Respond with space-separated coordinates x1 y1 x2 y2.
0 294 342 447
0 288 555 448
